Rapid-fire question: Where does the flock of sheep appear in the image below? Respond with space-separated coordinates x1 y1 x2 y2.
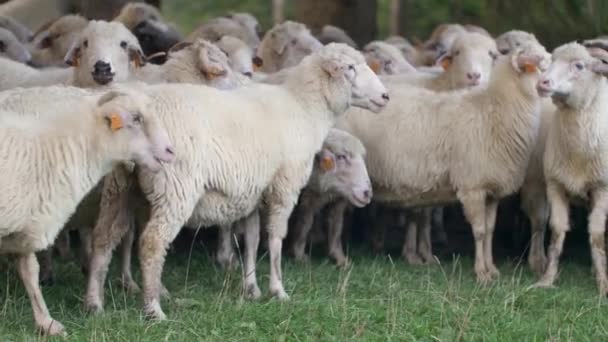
0 0 608 337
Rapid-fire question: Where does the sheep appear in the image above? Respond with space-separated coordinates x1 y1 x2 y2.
0 0 72 31
215 35 257 77
530 43 608 295
495 30 539 55
362 41 416 75
335 40 551 282
384 35 421 66
316 25 358 48
286 128 372 266
187 13 260 52
29 14 88 67
113 2 182 64
0 15 32 42
256 21 323 73
0 88 175 336
65 20 146 87
83 43 389 319
0 57 72 91
383 32 499 91
416 23 468 66
0 27 31 63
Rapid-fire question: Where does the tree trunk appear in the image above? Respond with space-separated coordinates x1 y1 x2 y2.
295 0 377 46
389 0 400 36
273 0 285 25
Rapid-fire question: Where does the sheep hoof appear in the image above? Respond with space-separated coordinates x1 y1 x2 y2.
38 319 66 336
270 288 290 301
333 256 350 268
143 302 167 321
487 265 500 278
404 252 424 265
244 283 262 299
84 300 104 314
527 280 555 290
120 278 141 293
475 271 495 285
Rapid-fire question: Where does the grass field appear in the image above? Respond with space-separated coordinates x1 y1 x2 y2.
1 237 607 341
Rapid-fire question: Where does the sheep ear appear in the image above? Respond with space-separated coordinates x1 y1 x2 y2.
129 47 146 68
64 41 81 67
591 60 608 77
317 149 336 172
367 58 382 74
322 58 347 78
438 54 453 70
513 53 541 74
198 44 228 80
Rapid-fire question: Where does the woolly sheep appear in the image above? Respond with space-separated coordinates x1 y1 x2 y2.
29 14 88 67
384 35 420 66
495 30 539 55
215 35 257 77
113 2 163 30
65 20 146 87
287 128 372 266
226 12 261 42
0 15 32 42
0 88 175 335
256 21 323 73
83 43 389 320
0 57 72 91
0 0 71 31
316 25 358 48
417 23 468 66
335 41 551 282
187 13 260 52
363 41 416 75
531 43 608 295
0 27 31 63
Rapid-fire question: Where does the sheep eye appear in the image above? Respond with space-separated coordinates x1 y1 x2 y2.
149 15 158 21
489 51 497 60
337 154 347 161
574 62 584 71
83 39 88 48
515 42 520 46
0 41 5 52
290 39 297 45
385 60 392 65
120 41 128 49
132 112 143 124
453 50 460 56
348 64 355 70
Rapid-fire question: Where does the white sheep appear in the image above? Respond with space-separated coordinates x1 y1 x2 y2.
0 27 31 63
335 40 551 282
83 43 389 320
256 20 323 73
187 13 260 52
286 128 372 266
0 88 175 336
0 57 72 91
317 25 358 48
495 30 539 55
215 35 257 77
29 14 88 67
362 40 416 75
0 0 70 31
0 15 32 42
531 43 608 295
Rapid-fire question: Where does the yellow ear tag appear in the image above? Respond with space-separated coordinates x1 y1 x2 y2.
320 155 335 172
368 60 381 74
441 57 451 70
524 63 537 73
110 113 123 132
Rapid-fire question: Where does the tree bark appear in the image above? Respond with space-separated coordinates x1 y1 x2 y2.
273 0 285 25
295 0 377 46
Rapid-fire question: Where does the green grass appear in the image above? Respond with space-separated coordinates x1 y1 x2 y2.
1 243 608 341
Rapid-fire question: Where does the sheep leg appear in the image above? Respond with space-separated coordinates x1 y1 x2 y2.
326 200 349 267
532 182 569 288
431 206 448 246
527 203 549 275
78 226 92 275
55 230 71 258
17 253 65 336
458 190 490 283
418 208 436 265
402 213 423 265
216 224 237 270
484 199 499 277
38 248 55 286
264 202 295 300
588 189 608 296
236 211 261 299
369 203 386 255
289 195 323 262
119 227 140 293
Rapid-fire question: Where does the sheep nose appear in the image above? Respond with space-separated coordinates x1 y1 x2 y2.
381 93 389 101
541 78 552 86
363 189 372 200
499 48 509 55
93 61 112 73
467 72 481 81
243 72 253 78
165 147 175 155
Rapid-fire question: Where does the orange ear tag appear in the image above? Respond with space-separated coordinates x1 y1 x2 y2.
368 60 381 74
320 155 335 172
110 113 123 131
524 63 537 73
441 57 451 70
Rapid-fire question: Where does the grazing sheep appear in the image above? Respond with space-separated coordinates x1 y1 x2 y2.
362 41 416 75
187 13 260 52
65 20 146 87
256 21 323 73
84 43 389 320
316 25 358 48
0 15 32 42
286 128 372 266
0 27 31 63
531 43 608 295
29 14 88 67
384 32 499 91
495 30 539 55
335 41 550 282
0 88 175 336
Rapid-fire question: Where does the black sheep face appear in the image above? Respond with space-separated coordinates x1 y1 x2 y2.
132 19 182 64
